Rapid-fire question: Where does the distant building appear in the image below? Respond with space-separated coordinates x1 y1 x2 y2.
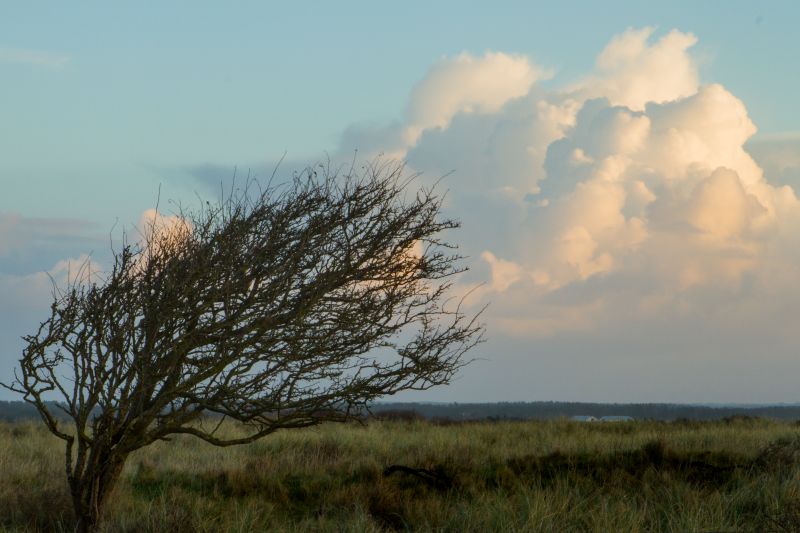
571 415 598 422
599 415 634 422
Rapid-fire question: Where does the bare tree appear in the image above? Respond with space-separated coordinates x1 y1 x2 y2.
3 160 483 532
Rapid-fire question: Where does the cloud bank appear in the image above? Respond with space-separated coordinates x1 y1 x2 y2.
338 26 800 364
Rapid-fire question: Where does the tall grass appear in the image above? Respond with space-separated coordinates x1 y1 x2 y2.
2 417 800 531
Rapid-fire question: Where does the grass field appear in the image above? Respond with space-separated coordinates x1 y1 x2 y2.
2 417 800 532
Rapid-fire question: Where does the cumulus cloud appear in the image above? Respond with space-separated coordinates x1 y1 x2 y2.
404 52 547 144
138 209 191 244
335 26 800 357
339 51 551 164
574 27 699 111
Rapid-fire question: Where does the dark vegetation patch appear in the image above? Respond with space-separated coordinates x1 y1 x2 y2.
755 435 800 476
761 499 800 533
0 486 72 532
132 460 329 505
504 439 747 490
383 464 455 490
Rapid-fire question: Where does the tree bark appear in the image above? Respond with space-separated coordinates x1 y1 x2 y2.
71 451 128 533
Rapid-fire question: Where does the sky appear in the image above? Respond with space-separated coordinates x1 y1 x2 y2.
3 2 800 403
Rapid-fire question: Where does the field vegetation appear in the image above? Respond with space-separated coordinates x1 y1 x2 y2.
2 416 800 532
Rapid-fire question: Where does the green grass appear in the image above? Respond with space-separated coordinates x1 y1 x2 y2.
2 417 800 532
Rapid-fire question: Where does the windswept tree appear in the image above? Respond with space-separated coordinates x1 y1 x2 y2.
4 161 483 532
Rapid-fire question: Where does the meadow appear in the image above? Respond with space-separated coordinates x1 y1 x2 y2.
2 416 800 532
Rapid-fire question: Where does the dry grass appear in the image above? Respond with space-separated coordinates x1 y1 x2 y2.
2 417 800 532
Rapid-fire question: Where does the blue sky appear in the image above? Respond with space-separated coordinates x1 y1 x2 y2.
2 2 797 221
3 2 800 402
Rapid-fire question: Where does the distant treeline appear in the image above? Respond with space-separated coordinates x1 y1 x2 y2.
0 401 49 422
368 401 800 421
4 400 800 423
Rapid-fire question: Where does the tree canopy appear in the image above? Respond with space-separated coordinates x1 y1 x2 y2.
4 160 483 531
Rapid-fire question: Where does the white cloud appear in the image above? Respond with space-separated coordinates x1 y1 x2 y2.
481 251 525 292
131 209 193 274
0 46 70 69
138 209 191 244
338 51 552 168
404 52 548 144
574 27 699 111
48 254 103 286
333 27 800 357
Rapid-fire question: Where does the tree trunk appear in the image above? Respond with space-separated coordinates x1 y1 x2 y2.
71 451 128 533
